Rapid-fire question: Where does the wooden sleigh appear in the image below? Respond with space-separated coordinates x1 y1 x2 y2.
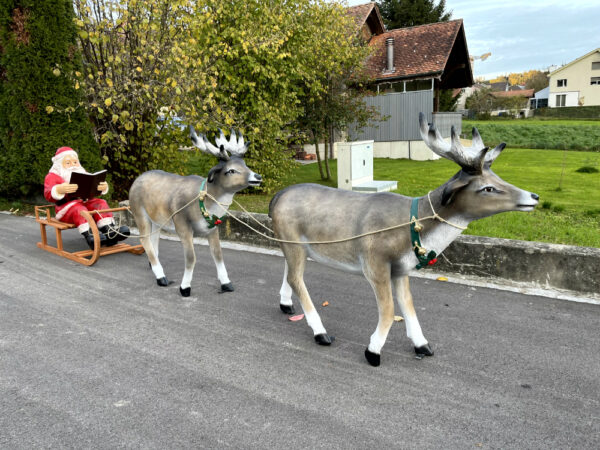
35 205 144 266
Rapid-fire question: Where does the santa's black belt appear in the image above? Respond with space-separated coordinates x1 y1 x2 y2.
55 197 69 206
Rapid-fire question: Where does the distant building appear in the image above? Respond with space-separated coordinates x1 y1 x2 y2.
548 48 600 107
530 87 549 110
490 89 535 118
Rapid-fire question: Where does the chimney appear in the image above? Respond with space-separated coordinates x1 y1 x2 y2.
385 37 395 72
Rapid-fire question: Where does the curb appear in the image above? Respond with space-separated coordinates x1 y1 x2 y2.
116 205 600 300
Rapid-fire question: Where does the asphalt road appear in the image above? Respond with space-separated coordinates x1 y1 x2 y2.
1 213 599 449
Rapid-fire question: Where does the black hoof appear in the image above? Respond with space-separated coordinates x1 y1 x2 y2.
314 333 333 346
280 304 295 315
220 282 234 292
180 286 191 297
414 343 434 357
364 348 381 367
157 277 169 287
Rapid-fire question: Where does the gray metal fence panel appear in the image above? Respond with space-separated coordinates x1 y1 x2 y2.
431 112 463 137
348 92 463 142
348 90 434 142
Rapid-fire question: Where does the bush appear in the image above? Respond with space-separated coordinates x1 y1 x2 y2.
575 166 599 173
0 1 100 198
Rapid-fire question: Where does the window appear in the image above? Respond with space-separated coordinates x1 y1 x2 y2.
591 77 600 85
405 79 433 92
556 94 566 107
557 79 567 87
592 62 600 70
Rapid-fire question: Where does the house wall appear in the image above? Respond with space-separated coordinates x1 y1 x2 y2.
549 50 600 107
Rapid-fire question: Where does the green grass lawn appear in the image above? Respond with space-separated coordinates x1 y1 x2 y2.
230 148 600 248
463 119 600 151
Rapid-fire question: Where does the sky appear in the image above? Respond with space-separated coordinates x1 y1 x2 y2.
344 0 600 80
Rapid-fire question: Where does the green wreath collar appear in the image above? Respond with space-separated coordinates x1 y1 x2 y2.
199 180 226 229
410 197 438 270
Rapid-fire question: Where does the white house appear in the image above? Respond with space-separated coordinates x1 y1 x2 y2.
548 48 600 107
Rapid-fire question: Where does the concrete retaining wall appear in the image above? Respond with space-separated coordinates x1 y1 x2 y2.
117 206 600 298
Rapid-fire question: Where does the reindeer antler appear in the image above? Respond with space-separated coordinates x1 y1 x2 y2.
189 126 230 161
418 112 505 172
215 128 250 157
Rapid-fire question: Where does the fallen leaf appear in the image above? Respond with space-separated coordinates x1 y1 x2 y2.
322 301 329 307
288 314 304 322
394 315 404 322
437 276 448 282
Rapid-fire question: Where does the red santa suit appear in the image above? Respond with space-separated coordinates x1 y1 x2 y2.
44 147 114 233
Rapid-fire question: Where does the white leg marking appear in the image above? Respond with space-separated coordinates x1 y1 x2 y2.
394 276 428 348
368 325 389 354
181 268 193 289
279 261 293 306
303 309 327 336
151 263 165 280
215 260 230 285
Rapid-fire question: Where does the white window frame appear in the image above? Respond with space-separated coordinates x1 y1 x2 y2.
557 79 567 87
555 94 566 107
591 77 600 85
592 62 600 70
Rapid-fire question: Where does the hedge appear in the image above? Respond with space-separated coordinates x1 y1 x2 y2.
534 105 600 119
0 0 100 198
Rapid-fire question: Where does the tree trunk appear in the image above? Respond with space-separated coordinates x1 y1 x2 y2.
312 129 325 180
323 139 331 180
326 124 334 180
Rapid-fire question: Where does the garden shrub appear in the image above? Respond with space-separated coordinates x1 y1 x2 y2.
0 0 99 198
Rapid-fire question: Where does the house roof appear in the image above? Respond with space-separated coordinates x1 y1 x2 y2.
489 81 509 91
549 48 600 76
346 2 385 37
364 19 473 88
491 89 535 98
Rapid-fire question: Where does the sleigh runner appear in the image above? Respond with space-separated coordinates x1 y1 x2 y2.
35 204 144 266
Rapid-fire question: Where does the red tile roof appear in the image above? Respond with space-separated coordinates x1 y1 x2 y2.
491 89 535 98
346 2 376 27
365 20 464 81
346 2 385 36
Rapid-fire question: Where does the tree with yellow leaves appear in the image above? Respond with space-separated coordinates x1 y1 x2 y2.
70 0 374 195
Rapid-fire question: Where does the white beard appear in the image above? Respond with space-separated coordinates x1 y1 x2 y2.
50 163 87 182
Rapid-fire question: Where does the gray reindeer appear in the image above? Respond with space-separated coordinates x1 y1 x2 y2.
269 113 539 366
129 128 262 297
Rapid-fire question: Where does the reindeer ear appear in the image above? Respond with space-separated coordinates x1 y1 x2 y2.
441 174 470 206
207 166 220 183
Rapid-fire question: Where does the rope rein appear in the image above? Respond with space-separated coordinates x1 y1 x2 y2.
95 190 466 244
202 190 467 245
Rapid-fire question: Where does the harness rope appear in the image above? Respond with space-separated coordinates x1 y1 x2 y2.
93 189 467 255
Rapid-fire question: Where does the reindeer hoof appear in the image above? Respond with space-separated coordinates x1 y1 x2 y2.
157 277 169 287
414 343 434 357
220 282 234 293
364 348 381 367
280 304 295 315
180 287 191 297
314 334 333 346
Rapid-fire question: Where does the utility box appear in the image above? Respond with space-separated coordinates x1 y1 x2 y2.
337 140 397 193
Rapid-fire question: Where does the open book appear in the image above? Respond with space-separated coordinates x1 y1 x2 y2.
68 170 107 200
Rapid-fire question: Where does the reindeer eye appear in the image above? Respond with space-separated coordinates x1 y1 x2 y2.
481 186 496 193
226 169 237 175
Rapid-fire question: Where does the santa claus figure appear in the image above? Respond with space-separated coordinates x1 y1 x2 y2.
44 146 130 248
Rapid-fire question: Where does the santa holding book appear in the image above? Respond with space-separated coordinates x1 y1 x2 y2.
44 146 129 248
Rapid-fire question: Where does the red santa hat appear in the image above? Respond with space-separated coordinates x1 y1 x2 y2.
52 146 78 163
